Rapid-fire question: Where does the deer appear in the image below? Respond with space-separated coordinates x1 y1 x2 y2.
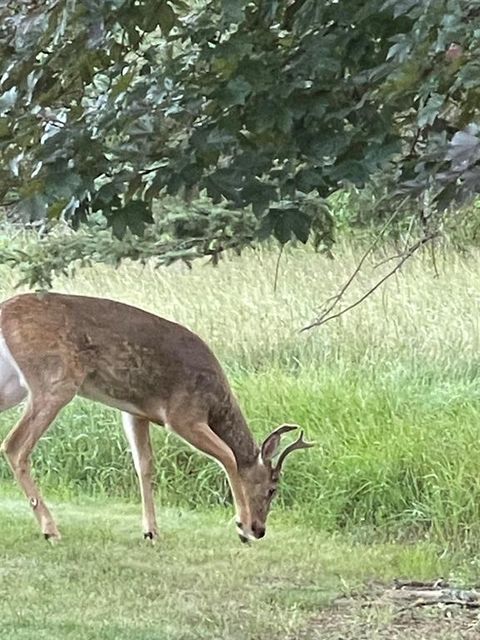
0 292 313 543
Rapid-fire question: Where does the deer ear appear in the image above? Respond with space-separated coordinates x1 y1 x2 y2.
261 433 281 462
260 424 298 463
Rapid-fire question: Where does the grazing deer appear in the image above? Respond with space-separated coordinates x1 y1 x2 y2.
0 293 312 542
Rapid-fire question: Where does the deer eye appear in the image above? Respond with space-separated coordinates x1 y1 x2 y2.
267 488 276 499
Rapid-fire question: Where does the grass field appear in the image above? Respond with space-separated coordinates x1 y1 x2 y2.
0 494 473 640
2 242 480 638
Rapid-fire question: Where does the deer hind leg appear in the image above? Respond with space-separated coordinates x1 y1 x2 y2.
1 389 75 540
168 420 251 538
122 413 158 540
0 335 82 541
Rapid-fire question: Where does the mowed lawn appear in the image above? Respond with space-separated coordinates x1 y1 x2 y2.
0 494 467 640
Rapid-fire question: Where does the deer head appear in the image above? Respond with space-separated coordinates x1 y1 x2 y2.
236 424 314 542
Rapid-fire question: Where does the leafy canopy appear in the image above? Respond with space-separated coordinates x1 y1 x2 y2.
0 0 479 277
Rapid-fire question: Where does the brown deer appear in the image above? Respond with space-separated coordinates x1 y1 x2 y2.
0 292 312 542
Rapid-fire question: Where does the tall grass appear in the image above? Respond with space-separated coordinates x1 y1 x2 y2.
1 243 480 544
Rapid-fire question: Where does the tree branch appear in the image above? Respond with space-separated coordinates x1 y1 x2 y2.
302 197 409 330
300 233 437 332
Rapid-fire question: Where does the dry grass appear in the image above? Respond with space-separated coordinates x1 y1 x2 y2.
2 240 480 371
19 242 480 373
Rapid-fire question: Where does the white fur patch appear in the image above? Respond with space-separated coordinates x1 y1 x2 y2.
0 328 28 410
236 521 255 541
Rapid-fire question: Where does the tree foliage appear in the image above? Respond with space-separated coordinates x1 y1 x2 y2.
0 0 479 277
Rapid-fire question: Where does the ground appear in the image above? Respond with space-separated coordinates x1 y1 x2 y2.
0 493 478 640
309 591 480 639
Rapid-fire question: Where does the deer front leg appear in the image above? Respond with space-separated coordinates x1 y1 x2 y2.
1 396 69 540
168 420 251 541
122 412 158 540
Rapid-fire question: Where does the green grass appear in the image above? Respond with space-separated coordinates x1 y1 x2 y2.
0 496 472 640
2 243 480 545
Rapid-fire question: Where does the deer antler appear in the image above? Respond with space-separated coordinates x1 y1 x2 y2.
267 424 299 439
274 430 314 472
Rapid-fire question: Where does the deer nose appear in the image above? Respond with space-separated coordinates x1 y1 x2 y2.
252 522 266 539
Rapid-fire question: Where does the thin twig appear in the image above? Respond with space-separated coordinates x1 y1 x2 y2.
407 127 421 158
309 197 409 325
373 251 405 269
300 233 437 332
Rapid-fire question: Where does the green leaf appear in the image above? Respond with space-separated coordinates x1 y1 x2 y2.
205 170 242 204
241 179 278 216
121 200 155 236
274 210 293 244
93 184 121 211
382 0 419 18
417 93 444 128
170 0 189 9
158 3 176 35
222 0 247 23
434 182 458 212
266 207 311 245
47 199 68 220
329 160 370 185
222 77 252 106
110 70 136 100
0 88 17 116
0 118 10 139
111 211 128 239
457 61 480 89
307 132 351 163
290 211 311 243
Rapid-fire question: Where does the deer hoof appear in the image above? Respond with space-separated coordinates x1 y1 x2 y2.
143 531 157 544
44 532 61 544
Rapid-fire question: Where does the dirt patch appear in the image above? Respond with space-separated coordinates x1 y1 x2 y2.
304 581 480 639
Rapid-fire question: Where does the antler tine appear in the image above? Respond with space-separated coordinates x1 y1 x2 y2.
275 430 314 472
269 423 299 438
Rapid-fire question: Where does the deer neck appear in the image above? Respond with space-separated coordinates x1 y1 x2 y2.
210 394 259 469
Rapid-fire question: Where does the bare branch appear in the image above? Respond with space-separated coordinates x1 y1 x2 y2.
306 197 409 328
373 251 405 269
301 233 437 332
